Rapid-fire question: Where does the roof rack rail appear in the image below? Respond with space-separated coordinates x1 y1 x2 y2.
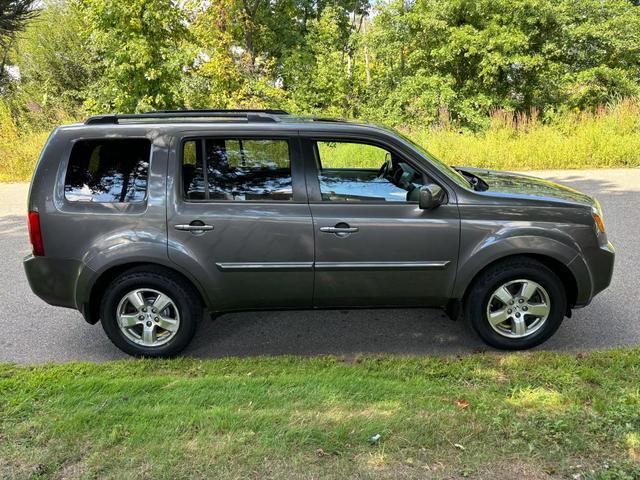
85 109 289 125
150 109 289 115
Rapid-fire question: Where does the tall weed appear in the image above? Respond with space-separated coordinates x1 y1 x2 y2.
0 101 53 182
1 98 639 182
410 98 640 170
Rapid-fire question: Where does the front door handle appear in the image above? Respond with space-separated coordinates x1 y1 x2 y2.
320 223 359 237
174 222 214 232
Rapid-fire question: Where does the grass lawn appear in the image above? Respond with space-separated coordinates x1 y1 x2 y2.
1 350 640 479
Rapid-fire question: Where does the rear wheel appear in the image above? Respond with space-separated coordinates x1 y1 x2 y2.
464 258 567 350
100 267 201 357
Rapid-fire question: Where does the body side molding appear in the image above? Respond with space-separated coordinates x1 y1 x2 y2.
216 261 451 271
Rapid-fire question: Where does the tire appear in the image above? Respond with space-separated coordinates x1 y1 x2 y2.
100 266 201 357
464 257 567 350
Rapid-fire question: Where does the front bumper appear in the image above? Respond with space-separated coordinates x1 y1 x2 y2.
572 241 615 307
589 241 616 298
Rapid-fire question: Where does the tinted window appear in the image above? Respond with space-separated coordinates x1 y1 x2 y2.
315 141 426 202
64 139 150 202
183 138 292 201
182 140 206 200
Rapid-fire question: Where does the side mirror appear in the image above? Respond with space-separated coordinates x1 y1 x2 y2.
419 184 446 210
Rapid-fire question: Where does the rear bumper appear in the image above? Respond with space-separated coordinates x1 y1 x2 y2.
23 255 83 310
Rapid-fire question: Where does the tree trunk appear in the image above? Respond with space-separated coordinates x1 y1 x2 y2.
241 0 263 71
362 17 370 85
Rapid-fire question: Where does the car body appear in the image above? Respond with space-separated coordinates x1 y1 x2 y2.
24 110 615 356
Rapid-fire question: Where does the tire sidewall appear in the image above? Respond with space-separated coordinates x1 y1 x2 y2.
100 273 198 357
468 262 567 350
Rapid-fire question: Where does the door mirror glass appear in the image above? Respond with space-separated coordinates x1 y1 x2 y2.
419 184 446 210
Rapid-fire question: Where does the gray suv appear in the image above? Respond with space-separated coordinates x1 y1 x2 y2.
24 110 615 357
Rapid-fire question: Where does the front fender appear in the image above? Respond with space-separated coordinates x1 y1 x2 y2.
453 229 592 303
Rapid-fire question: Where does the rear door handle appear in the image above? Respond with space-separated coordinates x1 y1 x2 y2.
174 224 214 232
320 226 359 233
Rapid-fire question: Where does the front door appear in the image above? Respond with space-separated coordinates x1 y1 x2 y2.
167 133 314 311
303 137 460 307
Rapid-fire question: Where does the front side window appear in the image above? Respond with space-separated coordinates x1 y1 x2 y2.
315 141 426 202
182 138 292 201
64 139 150 202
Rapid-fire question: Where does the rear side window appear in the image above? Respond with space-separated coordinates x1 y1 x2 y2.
64 139 150 202
182 138 292 201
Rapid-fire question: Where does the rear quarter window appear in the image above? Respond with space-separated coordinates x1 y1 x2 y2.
64 139 151 203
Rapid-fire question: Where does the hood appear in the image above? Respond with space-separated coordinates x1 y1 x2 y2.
458 167 597 208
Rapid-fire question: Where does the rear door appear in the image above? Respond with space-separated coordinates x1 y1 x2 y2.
302 135 460 307
167 131 314 311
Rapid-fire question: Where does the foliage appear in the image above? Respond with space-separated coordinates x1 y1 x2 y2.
180 0 289 109
284 5 365 117
0 0 36 46
10 0 91 113
14 1 89 103
80 0 189 113
2 349 640 478
2 0 640 127
361 0 640 127
0 0 37 86
0 99 49 181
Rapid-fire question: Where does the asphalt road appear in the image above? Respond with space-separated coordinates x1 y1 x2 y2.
1 169 638 363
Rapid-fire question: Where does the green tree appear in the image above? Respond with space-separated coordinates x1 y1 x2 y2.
363 0 640 127
13 0 92 109
284 5 359 115
0 0 37 86
181 0 289 109
559 0 640 108
81 0 188 113
182 0 369 111
4 0 640 127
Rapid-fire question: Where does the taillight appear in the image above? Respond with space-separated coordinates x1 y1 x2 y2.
28 211 45 256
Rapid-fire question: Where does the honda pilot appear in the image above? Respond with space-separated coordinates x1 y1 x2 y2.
24 110 615 357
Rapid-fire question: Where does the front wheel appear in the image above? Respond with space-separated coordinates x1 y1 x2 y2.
464 258 567 350
100 267 201 357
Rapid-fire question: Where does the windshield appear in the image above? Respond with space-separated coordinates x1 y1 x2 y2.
389 128 472 189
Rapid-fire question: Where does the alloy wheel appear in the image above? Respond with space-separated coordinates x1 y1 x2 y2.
485 279 551 339
116 288 180 347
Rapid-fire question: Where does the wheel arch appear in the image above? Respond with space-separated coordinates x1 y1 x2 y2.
81 262 208 325
459 253 579 310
